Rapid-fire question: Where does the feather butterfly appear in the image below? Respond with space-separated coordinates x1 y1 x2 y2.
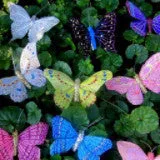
0 122 48 160
117 141 160 160
50 116 112 160
106 52 160 105
0 42 46 102
8 2 60 42
44 69 113 108
70 12 116 57
126 1 160 36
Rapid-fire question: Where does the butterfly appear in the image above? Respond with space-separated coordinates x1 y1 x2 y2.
44 69 113 108
126 1 160 36
117 141 160 160
70 12 116 57
106 52 160 105
0 42 46 102
8 2 60 42
0 122 48 160
50 116 112 160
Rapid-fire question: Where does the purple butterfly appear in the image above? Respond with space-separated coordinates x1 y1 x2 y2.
126 1 160 36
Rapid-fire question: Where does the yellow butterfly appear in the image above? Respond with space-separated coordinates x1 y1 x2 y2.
44 69 113 109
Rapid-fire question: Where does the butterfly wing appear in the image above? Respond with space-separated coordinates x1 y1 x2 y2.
117 141 148 160
10 80 28 102
139 52 160 93
95 12 116 52
18 123 48 160
0 129 14 160
155 156 160 160
80 70 113 93
126 1 147 36
8 2 32 41
24 69 46 87
106 77 143 105
50 116 78 155
0 76 27 102
79 89 96 107
54 89 74 109
152 15 160 35
70 18 91 57
28 16 60 42
20 42 40 75
77 136 112 160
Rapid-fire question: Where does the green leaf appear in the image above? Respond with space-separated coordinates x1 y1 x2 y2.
151 128 160 144
125 44 148 64
145 34 160 52
101 54 123 73
61 103 89 130
140 2 153 17
151 0 160 2
37 35 51 51
54 61 72 76
130 106 159 134
63 157 75 160
3 0 18 9
38 51 52 67
51 155 62 160
26 101 42 124
81 7 98 27
76 0 90 8
114 114 135 137
0 106 26 132
78 59 94 75
123 30 144 44
94 0 119 12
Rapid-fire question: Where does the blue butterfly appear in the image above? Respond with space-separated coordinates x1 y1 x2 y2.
70 12 116 57
0 42 46 102
50 116 112 160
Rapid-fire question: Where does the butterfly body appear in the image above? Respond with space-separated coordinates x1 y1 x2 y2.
44 69 113 108
70 12 116 57
117 141 160 160
106 52 160 105
126 1 160 36
0 123 48 160
15 71 31 89
72 131 84 152
8 2 60 42
50 116 112 160
87 26 97 50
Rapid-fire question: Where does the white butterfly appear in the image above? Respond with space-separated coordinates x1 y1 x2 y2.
8 2 60 42
0 42 46 102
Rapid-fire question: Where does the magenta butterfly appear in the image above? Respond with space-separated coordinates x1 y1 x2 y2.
126 1 160 36
106 52 160 105
0 122 48 160
117 141 160 160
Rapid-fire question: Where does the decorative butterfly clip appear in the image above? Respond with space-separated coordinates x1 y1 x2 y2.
117 141 160 160
50 116 112 160
126 1 160 36
106 52 160 105
70 12 116 57
8 2 60 42
0 42 46 102
0 122 48 160
44 69 113 108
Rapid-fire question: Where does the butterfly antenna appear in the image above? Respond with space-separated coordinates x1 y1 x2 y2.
152 145 160 152
140 140 152 152
34 0 54 16
15 109 24 130
101 98 128 114
87 116 104 129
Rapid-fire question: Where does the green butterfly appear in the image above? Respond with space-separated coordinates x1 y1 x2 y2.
44 69 113 109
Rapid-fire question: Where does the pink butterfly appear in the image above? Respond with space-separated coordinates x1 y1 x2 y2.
117 141 160 160
0 122 48 160
105 52 160 105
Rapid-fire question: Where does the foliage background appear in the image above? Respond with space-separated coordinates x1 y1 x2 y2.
1 0 160 159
